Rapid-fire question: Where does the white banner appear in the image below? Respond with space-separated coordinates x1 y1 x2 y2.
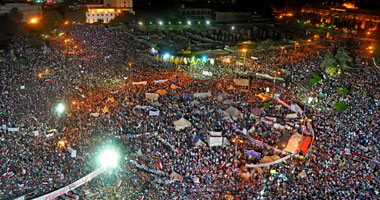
33 130 39 136
8 127 19 132
32 168 105 200
149 110 160 116
245 155 291 168
154 79 168 84
46 133 54 138
90 113 100 117
71 150 77 158
132 81 147 85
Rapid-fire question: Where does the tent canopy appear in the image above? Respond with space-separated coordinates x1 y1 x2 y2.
173 117 192 131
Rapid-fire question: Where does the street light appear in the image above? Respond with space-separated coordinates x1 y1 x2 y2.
159 21 163 25
29 18 38 24
206 20 210 25
55 103 65 114
187 20 191 25
98 149 120 168
128 62 132 85
231 26 235 30
138 21 143 26
273 70 281 86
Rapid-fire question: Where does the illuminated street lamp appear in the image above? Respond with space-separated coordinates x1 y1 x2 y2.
55 103 65 114
98 148 120 169
273 70 282 86
159 21 163 25
206 20 210 25
29 18 38 24
138 21 143 26
187 20 191 25
231 26 235 30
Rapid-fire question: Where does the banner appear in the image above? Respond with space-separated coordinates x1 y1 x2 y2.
33 130 39 136
275 98 291 109
291 103 303 114
32 168 105 200
71 150 77 158
245 155 291 168
129 160 165 176
149 110 160 116
90 113 100 117
154 80 168 84
244 150 261 158
132 81 147 85
8 127 19 132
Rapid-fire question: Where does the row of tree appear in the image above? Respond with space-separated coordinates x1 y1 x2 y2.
321 47 353 77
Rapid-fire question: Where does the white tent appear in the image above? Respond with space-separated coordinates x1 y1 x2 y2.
145 93 159 102
173 117 192 131
195 139 207 147
224 106 243 120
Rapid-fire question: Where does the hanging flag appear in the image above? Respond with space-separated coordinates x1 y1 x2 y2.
157 158 162 170
118 123 123 131
116 179 122 187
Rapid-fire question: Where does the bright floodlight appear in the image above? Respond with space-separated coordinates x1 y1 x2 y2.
231 26 235 30
187 21 191 25
98 149 120 168
159 21 163 25
55 103 65 114
206 20 210 25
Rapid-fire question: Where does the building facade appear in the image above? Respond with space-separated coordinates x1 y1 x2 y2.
301 4 380 31
85 0 133 23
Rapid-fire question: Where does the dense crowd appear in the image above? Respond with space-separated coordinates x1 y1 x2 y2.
0 24 379 200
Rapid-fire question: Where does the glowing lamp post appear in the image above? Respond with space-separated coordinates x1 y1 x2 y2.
98 149 120 169
30 18 38 24
55 103 65 114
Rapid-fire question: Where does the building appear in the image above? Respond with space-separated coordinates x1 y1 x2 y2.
301 4 380 31
178 7 214 21
103 0 133 9
85 0 133 23
0 3 42 23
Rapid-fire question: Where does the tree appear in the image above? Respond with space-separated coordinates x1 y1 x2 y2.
334 102 348 112
335 47 353 70
112 11 135 24
66 10 86 23
374 40 380 65
326 65 337 76
0 7 23 35
9 7 23 24
41 10 63 33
